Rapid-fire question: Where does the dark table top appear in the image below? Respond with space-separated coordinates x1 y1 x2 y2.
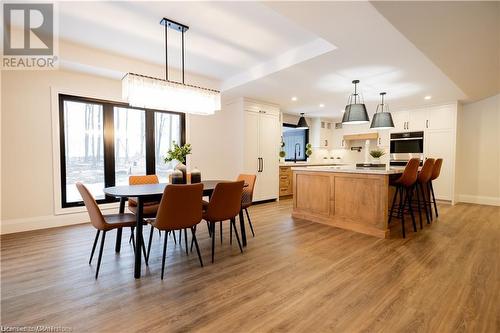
103 180 240 198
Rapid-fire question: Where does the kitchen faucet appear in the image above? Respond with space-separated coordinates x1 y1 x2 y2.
294 143 301 163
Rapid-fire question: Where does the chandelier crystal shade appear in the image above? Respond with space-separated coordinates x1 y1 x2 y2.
121 18 221 115
342 80 370 124
370 92 394 129
122 73 221 115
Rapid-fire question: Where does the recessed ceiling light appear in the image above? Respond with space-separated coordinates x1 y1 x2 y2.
319 103 325 108
291 96 298 101
424 95 432 100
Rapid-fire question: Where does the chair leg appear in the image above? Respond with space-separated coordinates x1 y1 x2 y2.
184 229 188 255
89 230 100 264
129 227 134 243
420 183 430 224
191 227 203 268
231 218 243 253
169 230 177 244
399 188 406 238
230 219 233 245
130 227 136 252
146 225 154 264
178 229 182 245
141 234 148 265
427 183 434 221
95 231 106 279
220 222 223 244
245 208 255 237
430 181 439 218
388 186 399 225
415 184 423 229
190 225 197 253
161 232 168 280
211 222 216 263
206 221 212 237
407 187 417 232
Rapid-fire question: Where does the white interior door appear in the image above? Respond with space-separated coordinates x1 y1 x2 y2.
257 112 280 201
425 129 454 200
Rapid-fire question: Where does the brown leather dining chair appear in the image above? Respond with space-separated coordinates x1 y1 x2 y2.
429 158 443 218
76 182 146 279
388 158 420 238
416 158 435 225
203 181 245 263
147 183 204 279
127 175 167 245
229 174 256 244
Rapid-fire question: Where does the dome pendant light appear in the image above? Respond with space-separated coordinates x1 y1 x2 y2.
370 92 395 129
297 113 309 129
342 80 370 124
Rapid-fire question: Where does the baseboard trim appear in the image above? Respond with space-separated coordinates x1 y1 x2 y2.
457 194 500 206
1 206 118 235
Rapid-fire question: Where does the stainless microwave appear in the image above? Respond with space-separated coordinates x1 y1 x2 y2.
390 131 424 166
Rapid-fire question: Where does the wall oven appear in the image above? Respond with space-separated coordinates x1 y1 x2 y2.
390 131 424 166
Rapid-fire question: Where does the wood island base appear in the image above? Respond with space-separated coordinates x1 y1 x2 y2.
292 169 399 238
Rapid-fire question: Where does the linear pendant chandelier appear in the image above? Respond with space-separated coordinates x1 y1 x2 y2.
122 18 221 115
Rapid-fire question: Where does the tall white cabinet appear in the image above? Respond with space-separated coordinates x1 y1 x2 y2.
240 99 280 201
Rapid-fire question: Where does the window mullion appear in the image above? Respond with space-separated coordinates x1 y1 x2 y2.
145 111 156 175
103 103 116 195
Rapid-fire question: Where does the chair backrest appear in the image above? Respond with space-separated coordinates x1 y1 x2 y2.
237 174 256 206
431 158 443 180
418 158 435 183
129 175 159 185
205 181 245 222
154 183 203 230
75 182 107 230
397 158 420 187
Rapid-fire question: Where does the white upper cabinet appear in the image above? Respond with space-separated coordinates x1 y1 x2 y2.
390 110 409 132
426 104 455 130
391 104 456 132
311 118 333 149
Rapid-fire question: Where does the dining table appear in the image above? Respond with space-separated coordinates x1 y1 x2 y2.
103 180 248 278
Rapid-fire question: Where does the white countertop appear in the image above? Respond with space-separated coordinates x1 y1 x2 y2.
280 161 345 166
291 165 403 175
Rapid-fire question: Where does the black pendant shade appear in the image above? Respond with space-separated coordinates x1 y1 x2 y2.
370 92 395 129
343 80 370 124
342 103 369 124
297 113 308 129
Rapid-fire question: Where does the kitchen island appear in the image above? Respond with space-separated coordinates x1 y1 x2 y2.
292 166 402 238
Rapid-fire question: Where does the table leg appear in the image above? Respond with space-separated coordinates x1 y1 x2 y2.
134 198 144 279
115 197 126 253
239 209 247 247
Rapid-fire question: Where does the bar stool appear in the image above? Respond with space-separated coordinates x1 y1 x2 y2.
388 158 420 238
429 158 443 218
415 158 435 226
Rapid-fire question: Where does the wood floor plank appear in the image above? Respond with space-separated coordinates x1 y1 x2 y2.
1 199 499 332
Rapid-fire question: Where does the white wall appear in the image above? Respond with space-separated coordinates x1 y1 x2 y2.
456 94 500 206
1 67 243 234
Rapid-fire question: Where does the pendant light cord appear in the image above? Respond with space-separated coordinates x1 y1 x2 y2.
181 30 185 84
165 23 168 81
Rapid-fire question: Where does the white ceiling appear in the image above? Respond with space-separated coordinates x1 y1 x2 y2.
224 1 466 118
32 1 488 119
57 1 331 81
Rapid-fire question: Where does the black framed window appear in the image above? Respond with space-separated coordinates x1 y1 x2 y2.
282 123 309 162
59 94 185 208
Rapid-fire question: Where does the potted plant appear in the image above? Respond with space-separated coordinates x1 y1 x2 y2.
369 149 385 163
305 143 313 161
164 142 192 183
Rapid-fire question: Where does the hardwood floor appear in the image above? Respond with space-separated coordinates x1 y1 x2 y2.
1 199 499 332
